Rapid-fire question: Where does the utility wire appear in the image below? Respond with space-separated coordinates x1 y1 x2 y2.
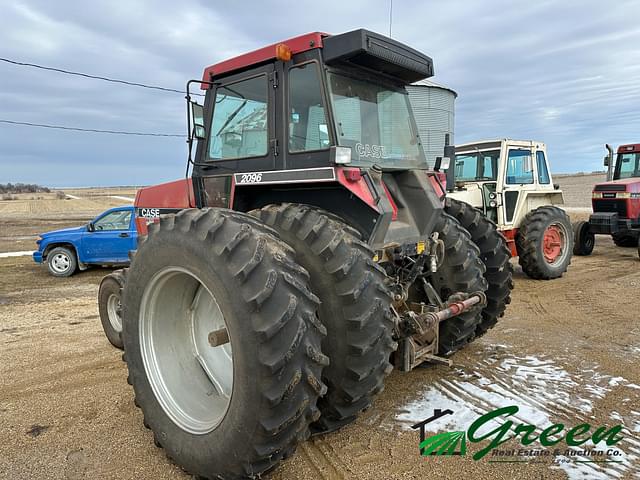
0 57 203 96
0 119 184 137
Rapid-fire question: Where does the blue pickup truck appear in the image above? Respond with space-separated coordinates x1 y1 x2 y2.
33 205 138 277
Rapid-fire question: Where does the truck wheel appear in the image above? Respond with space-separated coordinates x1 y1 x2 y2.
612 231 640 248
98 269 126 349
419 213 488 355
444 198 513 337
572 221 594 256
516 206 573 279
121 208 328 479
46 246 77 277
253 204 395 434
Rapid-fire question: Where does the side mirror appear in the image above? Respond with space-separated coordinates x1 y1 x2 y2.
434 156 451 172
191 102 205 139
87 222 95 232
603 155 610 167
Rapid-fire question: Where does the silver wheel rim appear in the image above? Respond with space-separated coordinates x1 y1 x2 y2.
106 293 122 333
50 253 70 273
139 267 233 434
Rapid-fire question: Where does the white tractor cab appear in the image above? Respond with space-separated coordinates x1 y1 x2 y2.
445 139 573 279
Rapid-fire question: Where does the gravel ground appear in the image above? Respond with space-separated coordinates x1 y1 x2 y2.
1 182 638 480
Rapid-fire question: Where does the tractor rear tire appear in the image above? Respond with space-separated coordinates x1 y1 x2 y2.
121 208 328 479
423 213 488 355
444 198 513 337
98 269 126 349
516 206 573 280
253 204 396 435
572 221 594 256
612 231 640 248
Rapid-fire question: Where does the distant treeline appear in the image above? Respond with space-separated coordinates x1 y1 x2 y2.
0 183 51 194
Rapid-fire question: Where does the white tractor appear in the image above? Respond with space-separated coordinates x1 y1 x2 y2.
444 139 573 279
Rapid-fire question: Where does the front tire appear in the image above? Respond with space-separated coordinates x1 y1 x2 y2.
253 204 395 434
46 246 77 277
612 231 640 248
516 206 573 280
573 221 594 256
122 208 328 479
98 269 126 349
444 198 513 337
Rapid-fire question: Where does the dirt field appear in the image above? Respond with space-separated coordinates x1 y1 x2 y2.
0 183 638 479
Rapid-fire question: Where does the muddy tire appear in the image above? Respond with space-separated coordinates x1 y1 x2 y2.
444 198 513 337
422 213 488 355
253 204 395 434
121 208 328 479
572 221 594 256
612 231 640 248
516 206 573 280
46 246 77 277
98 269 126 349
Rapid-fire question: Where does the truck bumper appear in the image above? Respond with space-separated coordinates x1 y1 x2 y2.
33 251 43 263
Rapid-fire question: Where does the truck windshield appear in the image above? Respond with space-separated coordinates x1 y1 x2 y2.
327 72 426 169
454 149 500 181
616 152 640 179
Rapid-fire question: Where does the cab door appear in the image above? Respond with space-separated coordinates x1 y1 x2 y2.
501 147 536 226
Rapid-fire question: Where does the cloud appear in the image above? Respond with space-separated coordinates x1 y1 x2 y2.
0 0 639 185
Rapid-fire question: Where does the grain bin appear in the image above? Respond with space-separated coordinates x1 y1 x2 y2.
407 79 457 168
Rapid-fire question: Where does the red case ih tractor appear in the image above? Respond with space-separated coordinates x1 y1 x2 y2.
574 143 640 257
98 29 513 478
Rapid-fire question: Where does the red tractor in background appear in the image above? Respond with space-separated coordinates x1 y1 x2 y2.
574 143 640 258
98 29 513 479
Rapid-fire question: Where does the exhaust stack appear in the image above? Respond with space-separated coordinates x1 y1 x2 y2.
605 144 614 181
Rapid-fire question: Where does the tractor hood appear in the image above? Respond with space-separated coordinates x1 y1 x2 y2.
593 177 640 192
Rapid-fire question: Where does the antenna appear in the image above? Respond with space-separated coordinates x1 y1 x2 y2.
389 0 393 37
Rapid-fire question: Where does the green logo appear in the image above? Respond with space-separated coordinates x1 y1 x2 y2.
412 405 624 461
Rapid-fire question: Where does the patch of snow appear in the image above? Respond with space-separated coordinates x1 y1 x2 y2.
0 251 33 258
394 349 640 479
65 194 80 200
110 195 134 202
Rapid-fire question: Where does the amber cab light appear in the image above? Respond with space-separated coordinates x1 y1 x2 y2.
275 43 292 61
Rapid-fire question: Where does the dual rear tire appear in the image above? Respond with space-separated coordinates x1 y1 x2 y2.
117 205 492 479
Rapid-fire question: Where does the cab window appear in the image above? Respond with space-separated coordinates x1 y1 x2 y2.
536 151 551 184
506 149 534 184
288 63 329 152
208 75 268 160
94 210 132 231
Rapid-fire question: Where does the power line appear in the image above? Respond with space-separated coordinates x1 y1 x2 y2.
0 57 203 95
0 119 184 137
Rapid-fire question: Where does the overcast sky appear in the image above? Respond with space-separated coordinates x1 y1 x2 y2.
1 0 639 187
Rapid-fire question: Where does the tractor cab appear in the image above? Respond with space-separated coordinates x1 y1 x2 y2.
180 29 446 252
448 139 563 229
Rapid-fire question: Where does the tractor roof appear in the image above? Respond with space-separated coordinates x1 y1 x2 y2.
618 143 640 154
201 29 434 85
202 32 327 82
456 139 546 151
